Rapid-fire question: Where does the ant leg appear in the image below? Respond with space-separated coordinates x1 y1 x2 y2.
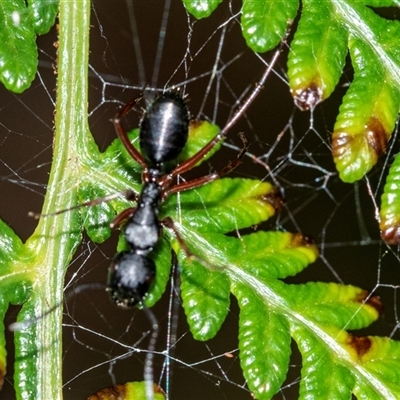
164 133 248 197
111 94 147 169
109 189 142 228
167 130 225 181
28 190 137 219
162 217 214 269
162 217 193 256
165 42 283 183
162 218 221 282
125 189 140 202
110 207 136 229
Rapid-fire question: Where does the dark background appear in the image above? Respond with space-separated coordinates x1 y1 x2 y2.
1 1 399 399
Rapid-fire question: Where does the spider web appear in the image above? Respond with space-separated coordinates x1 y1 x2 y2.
1 1 399 399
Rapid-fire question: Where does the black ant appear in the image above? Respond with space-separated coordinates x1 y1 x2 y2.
88 91 249 400
107 91 248 308
107 40 284 308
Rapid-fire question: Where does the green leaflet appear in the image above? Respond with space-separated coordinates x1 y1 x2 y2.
163 177 282 234
294 326 356 399
143 237 172 308
287 1 347 109
176 229 318 342
380 151 400 244
178 120 222 164
179 253 230 341
170 199 312 343
77 185 115 243
0 271 32 392
186 0 299 52
234 283 291 399
29 0 59 34
0 219 25 266
357 336 400 396
0 0 37 92
98 128 142 182
0 0 58 92
0 221 34 393
241 0 298 53
182 0 223 19
0 220 34 305
332 33 400 182
283 282 380 330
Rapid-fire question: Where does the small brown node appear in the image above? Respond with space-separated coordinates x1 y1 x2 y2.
261 187 284 212
292 83 322 111
381 224 400 245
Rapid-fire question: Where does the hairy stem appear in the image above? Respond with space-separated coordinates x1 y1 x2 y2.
15 1 92 399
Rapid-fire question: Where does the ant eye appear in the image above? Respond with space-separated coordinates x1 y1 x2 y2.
108 251 156 308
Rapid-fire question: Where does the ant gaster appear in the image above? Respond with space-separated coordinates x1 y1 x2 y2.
108 91 248 308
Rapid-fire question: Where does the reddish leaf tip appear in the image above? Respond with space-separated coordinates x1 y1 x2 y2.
189 120 203 129
290 233 317 250
332 117 388 161
380 224 400 245
355 290 383 314
365 117 388 157
87 384 128 400
292 83 323 111
261 187 284 212
347 335 372 359
290 233 319 254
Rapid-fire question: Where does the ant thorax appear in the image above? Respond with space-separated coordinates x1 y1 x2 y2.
124 181 162 255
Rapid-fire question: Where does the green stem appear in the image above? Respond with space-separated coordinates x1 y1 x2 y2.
14 1 92 399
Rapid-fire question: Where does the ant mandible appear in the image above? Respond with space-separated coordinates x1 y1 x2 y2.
107 91 248 308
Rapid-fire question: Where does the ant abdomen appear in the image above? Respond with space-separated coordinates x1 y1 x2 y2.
108 251 156 307
139 92 189 168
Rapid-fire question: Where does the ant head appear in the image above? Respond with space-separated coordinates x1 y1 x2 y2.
139 91 189 170
108 251 156 307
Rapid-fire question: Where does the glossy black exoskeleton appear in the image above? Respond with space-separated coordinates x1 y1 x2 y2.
139 92 189 168
107 91 248 308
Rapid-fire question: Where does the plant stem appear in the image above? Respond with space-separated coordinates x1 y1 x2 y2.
15 1 92 399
